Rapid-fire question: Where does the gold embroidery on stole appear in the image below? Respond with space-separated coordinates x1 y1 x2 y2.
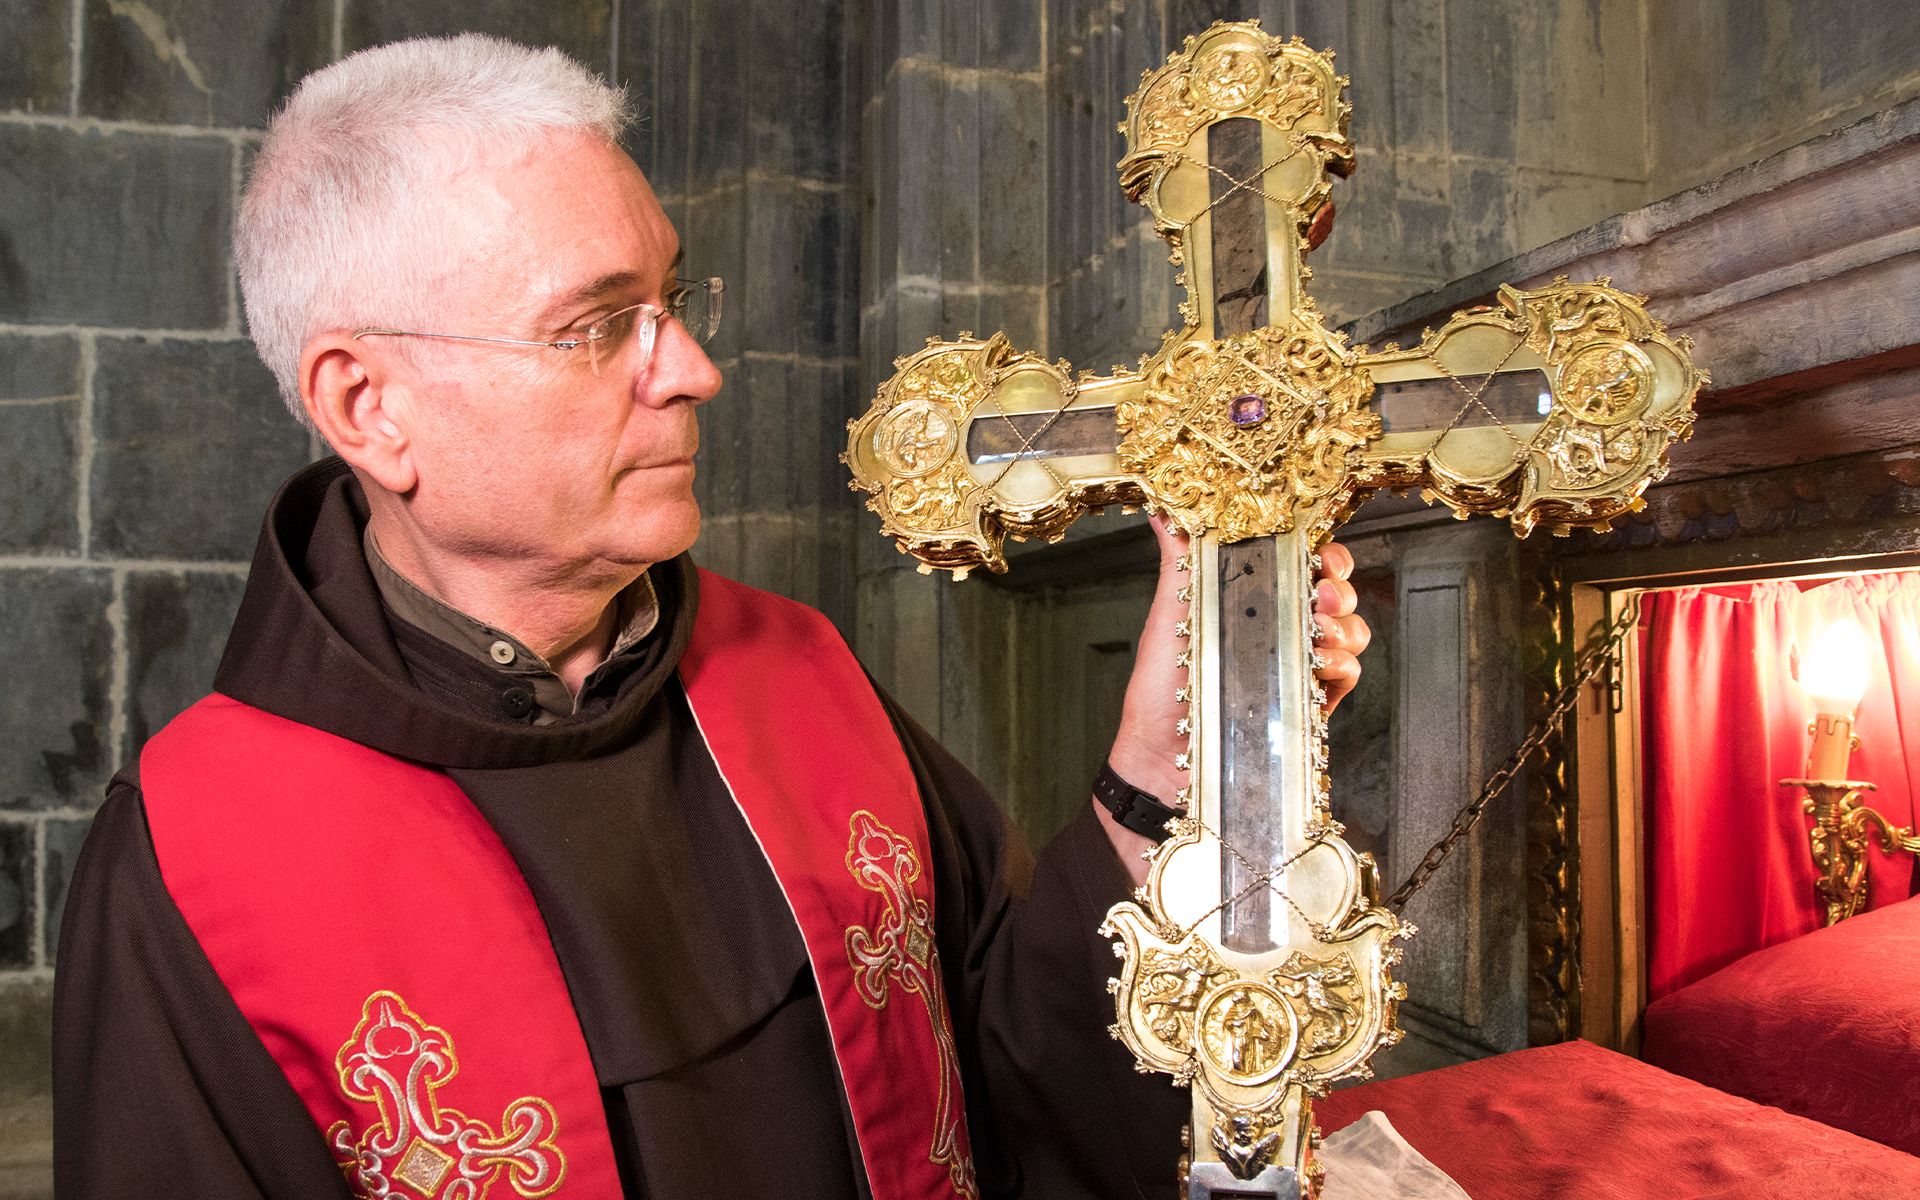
844 810 979 1198
327 990 567 1199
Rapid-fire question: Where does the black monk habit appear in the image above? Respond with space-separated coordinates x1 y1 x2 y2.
53 458 1188 1199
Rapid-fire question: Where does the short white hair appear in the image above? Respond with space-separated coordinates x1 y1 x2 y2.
236 34 633 422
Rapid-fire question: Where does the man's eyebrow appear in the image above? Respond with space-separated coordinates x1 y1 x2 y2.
539 270 648 322
540 249 686 323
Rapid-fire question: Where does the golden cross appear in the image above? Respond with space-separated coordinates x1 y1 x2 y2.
845 22 1702 1197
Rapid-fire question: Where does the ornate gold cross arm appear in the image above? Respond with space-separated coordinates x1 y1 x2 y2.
846 277 1697 577
845 22 1703 1198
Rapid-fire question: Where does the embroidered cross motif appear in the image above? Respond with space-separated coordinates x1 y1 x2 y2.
327 990 567 1200
844 811 979 1199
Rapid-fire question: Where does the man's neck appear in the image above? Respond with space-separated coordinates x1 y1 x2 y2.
366 513 635 696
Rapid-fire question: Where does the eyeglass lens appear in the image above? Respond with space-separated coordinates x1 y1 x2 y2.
678 277 724 344
585 278 724 376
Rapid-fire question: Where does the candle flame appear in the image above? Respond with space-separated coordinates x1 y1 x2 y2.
1802 617 1873 715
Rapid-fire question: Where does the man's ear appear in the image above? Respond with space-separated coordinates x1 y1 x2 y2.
301 335 418 495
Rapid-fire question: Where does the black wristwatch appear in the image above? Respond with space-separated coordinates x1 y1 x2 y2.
1092 762 1183 842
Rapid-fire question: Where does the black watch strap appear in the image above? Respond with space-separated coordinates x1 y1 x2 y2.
1092 762 1182 842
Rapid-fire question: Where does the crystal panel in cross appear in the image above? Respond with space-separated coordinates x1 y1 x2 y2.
966 407 1121 463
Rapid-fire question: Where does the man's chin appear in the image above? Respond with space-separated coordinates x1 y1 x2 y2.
620 500 700 567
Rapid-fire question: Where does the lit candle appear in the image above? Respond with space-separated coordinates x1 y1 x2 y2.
1801 617 1873 781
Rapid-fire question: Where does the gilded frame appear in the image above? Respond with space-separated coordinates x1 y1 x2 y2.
1534 446 1920 1048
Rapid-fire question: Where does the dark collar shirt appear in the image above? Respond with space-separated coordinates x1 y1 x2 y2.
362 525 661 725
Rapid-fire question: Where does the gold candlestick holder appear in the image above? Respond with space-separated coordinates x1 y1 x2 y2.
1781 775 1920 925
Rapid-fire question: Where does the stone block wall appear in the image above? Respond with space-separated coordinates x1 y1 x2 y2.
1 9 308 1178
0 2 863 1188
1647 0 1920 193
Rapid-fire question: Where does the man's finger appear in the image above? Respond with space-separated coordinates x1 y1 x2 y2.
1319 540 1355 580
1148 512 1190 564
1315 649 1362 712
1314 576 1358 619
1313 611 1371 655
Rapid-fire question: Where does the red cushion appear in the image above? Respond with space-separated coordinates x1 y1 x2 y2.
1643 893 1920 1155
1316 1040 1920 1199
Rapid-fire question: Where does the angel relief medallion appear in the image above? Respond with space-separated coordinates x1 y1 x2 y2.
1272 951 1365 1055
328 990 565 1200
875 400 960 479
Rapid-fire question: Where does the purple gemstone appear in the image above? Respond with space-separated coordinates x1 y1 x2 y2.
1229 393 1267 426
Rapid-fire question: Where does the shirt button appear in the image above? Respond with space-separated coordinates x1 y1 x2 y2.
499 686 535 719
489 640 516 665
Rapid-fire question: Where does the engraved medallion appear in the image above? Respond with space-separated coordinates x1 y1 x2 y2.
1193 47 1271 111
876 400 959 478
1197 982 1298 1084
1557 339 1655 426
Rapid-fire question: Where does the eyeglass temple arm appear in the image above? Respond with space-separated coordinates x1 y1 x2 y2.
351 329 585 350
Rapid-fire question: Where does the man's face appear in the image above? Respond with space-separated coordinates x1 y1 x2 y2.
378 130 722 583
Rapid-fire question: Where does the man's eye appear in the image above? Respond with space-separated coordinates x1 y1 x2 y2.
664 287 691 317
584 307 638 343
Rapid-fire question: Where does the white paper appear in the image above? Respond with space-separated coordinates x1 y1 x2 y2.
1318 1110 1474 1200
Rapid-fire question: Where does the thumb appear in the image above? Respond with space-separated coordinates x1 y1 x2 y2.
1147 511 1190 564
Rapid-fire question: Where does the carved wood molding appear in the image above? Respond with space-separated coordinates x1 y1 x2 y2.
1601 445 1920 552
1522 563 1578 1045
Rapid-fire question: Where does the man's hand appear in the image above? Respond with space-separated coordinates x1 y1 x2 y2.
1096 518 1372 884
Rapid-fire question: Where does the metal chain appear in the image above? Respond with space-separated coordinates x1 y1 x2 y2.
1384 592 1643 912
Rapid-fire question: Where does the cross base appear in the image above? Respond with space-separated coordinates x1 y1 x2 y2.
1188 1161 1304 1200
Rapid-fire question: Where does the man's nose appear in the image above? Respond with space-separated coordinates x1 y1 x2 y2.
645 318 723 406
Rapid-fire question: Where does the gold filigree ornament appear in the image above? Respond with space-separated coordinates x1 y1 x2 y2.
328 991 566 1200
1118 323 1381 542
1118 25 1352 242
1102 810 1409 1184
845 334 1139 576
1353 278 1702 536
845 811 979 1199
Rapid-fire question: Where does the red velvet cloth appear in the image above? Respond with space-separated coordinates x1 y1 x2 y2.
1317 1040 1920 1199
1640 572 1920 1000
1642 893 1920 1156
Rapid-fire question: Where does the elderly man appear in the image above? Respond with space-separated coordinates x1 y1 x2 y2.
52 34 1369 1200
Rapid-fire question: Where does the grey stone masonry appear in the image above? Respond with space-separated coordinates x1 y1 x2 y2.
0 335 82 555
0 568 116 811
89 337 310 560
0 124 235 328
1 3 866 1191
624 0 864 626
78 0 334 128
0 0 72 114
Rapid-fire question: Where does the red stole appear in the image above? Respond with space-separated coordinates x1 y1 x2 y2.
141 569 975 1199
682 570 976 1200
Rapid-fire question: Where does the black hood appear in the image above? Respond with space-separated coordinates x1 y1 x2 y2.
213 457 699 770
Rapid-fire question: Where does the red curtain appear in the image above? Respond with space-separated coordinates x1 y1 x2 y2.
1640 570 1920 1001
